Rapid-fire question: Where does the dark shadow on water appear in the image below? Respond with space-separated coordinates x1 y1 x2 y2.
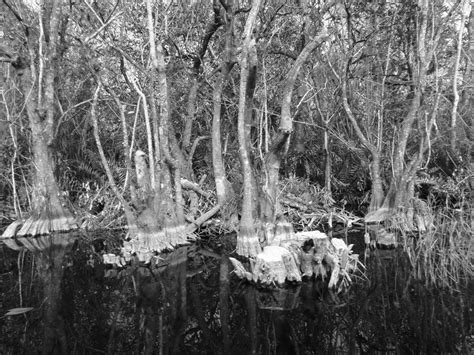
0 231 472 354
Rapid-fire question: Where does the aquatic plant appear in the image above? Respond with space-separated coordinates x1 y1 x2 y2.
405 210 473 291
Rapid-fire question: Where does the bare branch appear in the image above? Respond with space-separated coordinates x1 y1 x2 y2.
90 83 133 215
85 11 123 43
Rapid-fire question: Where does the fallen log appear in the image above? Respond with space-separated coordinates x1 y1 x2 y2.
181 178 211 198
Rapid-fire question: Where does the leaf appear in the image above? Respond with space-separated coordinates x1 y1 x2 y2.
3 307 34 317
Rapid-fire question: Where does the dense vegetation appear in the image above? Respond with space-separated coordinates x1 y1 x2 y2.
0 2 473 354
0 0 472 284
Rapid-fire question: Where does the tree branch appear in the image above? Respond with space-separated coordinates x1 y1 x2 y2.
90 83 133 216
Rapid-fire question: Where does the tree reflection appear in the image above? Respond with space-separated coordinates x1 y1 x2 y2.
3 233 76 354
1 236 471 353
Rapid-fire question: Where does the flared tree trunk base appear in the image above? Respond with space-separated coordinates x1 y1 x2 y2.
365 198 435 235
103 203 221 267
231 231 361 289
110 207 196 264
1 205 78 239
120 225 196 264
236 228 262 258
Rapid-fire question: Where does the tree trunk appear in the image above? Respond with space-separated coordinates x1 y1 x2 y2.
144 0 188 248
463 1 474 227
212 69 230 206
341 55 385 214
382 0 430 212
369 153 384 212
20 121 76 236
237 0 263 257
262 33 329 243
450 0 468 153
212 0 235 207
183 0 222 150
461 1 474 168
323 124 332 194
183 78 199 150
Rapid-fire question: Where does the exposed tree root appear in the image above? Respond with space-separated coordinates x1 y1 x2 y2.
231 231 361 291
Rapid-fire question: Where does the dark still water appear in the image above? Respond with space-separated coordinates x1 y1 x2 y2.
0 231 472 354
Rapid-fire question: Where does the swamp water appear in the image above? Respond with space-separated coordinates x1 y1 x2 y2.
0 231 472 354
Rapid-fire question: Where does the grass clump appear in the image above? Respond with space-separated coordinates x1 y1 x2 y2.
405 210 473 291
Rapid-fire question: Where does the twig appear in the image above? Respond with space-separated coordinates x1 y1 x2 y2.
85 11 123 43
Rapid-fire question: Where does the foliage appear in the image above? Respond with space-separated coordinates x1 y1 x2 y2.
0 0 470 211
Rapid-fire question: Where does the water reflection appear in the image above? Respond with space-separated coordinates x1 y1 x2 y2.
1 233 76 354
0 233 472 354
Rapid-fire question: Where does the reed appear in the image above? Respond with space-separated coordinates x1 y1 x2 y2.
405 210 473 291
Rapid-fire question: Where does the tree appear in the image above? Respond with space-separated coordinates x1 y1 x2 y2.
236 1 333 256
84 0 222 254
1 0 77 238
462 0 474 161
461 0 474 225
381 0 460 217
1 0 470 259
334 0 463 228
